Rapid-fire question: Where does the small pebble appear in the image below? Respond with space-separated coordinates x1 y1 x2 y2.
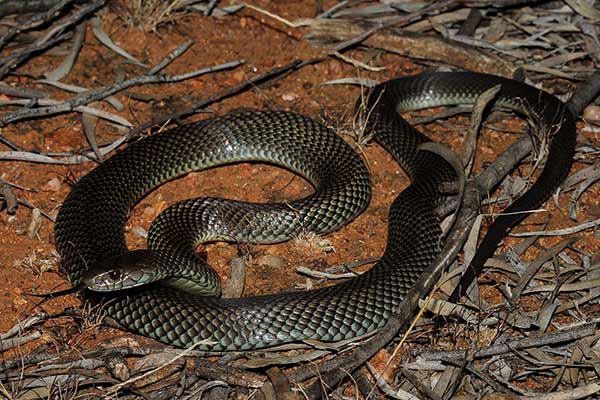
106 356 130 381
131 226 148 238
281 93 298 101
232 70 246 82
257 255 285 269
583 105 600 122
13 296 27 306
143 205 157 216
41 177 61 192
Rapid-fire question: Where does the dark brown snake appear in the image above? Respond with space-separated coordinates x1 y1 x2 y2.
54 72 575 350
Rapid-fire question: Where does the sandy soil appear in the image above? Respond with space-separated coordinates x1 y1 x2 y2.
0 0 598 375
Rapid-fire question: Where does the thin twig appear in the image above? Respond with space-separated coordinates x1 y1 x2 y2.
0 0 74 49
510 218 600 237
0 59 245 127
127 58 321 137
0 134 126 165
418 322 598 361
0 0 105 79
147 40 194 75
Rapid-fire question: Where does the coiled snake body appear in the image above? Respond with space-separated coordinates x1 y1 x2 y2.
55 72 575 350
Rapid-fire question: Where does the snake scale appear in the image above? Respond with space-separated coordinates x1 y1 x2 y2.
55 72 575 350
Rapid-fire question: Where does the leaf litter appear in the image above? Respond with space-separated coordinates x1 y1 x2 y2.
0 0 599 398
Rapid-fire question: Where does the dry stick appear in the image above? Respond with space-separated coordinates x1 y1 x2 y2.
351 368 380 399
437 356 512 395
510 218 600 237
567 70 600 117
2 32 71 72
0 332 42 352
0 0 74 49
400 367 443 400
0 134 127 164
418 322 598 361
296 266 360 280
36 41 192 112
328 0 543 54
457 8 483 36
0 177 36 192
127 58 320 138
0 84 48 100
461 0 544 6
309 19 514 76
0 0 88 17
315 0 349 18
147 40 194 75
102 341 210 396
0 0 105 80
265 367 295 399
331 0 458 52
37 80 124 110
526 382 600 400
510 237 579 302
0 59 245 127
221 257 246 298
0 350 56 377
0 42 224 134
194 359 264 389
0 98 131 126
293 71 600 398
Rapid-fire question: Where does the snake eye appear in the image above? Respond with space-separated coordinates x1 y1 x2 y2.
108 270 122 282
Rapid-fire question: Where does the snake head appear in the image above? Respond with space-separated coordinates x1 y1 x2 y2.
81 249 158 292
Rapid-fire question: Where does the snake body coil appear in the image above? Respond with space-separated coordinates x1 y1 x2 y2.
55 72 575 350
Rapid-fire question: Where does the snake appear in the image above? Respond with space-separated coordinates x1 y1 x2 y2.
54 71 575 351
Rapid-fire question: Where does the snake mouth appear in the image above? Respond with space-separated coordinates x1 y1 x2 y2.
80 250 158 292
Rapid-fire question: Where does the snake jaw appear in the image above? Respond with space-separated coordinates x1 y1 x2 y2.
81 249 158 292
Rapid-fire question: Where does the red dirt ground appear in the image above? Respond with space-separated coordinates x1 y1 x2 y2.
1 0 598 361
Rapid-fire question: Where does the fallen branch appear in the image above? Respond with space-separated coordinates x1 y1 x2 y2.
418 322 598 361
307 18 514 76
0 0 105 79
0 0 87 17
127 58 322 138
0 59 245 127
